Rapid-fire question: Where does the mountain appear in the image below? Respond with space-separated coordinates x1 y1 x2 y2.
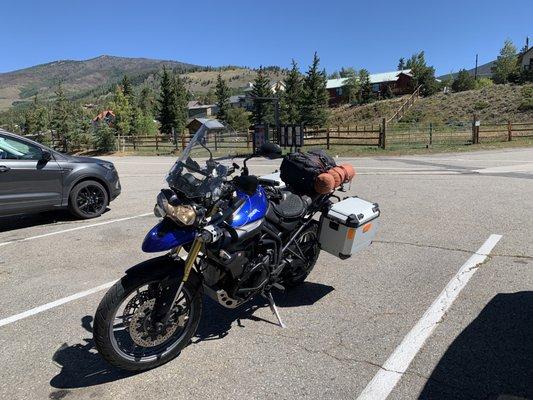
0 55 199 110
438 60 496 80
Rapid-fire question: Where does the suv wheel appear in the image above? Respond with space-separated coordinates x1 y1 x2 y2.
69 180 108 219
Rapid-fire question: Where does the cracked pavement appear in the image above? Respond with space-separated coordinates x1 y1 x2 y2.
0 148 532 399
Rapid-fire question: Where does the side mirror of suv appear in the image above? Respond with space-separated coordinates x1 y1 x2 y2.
40 149 52 162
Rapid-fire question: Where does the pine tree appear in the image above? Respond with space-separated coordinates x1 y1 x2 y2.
157 66 175 135
342 68 359 104
358 69 373 104
492 40 520 84
93 120 116 151
280 60 303 124
398 58 406 70
24 95 47 137
111 85 133 136
138 86 156 116
157 67 187 136
51 83 71 151
215 73 231 122
405 51 438 96
171 73 188 135
301 52 329 127
121 75 134 99
250 67 273 125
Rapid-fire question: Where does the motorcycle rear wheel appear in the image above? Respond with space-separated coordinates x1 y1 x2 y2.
282 222 320 287
93 272 202 371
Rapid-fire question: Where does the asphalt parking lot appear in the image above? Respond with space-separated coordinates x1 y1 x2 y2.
1 148 532 400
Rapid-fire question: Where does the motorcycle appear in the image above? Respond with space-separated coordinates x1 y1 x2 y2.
93 123 379 371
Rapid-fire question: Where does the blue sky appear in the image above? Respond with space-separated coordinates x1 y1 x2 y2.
1 0 531 75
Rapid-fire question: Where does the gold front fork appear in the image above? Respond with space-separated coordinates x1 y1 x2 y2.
181 237 202 283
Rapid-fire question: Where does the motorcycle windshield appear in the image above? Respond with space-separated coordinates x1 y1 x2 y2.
166 124 239 199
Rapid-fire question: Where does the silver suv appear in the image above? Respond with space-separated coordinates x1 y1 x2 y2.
0 129 121 219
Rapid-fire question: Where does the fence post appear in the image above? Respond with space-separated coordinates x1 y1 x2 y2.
429 123 433 146
472 114 480 144
181 130 186 150
155 135 159 151
214 132 218 151
247 130 251 149
116 134 120 152
507 121 512 141
132 136 136 151
326 128 330 150
380 118 386 149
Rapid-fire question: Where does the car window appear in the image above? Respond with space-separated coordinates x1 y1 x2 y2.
0 135 42 160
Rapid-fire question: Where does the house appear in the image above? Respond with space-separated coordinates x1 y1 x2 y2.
92 110 115 125
326 69 414 106
186 118 226 133
521 47 533 71
187 101 219 119
229 95 246 108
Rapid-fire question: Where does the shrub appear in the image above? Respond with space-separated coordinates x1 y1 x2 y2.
473 101 490 110
452 70 476 92
518 98 533 111
474 77 494 89
93 122 116 152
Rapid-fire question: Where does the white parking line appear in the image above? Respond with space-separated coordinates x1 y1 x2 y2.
0 212 152 247
356 234 502 400
0 280 116 327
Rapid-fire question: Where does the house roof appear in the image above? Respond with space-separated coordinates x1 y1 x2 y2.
92 110 115 122
187 118 225 130
326 69 413 89
187 100 202 108
229 95 245 103
188 103 217 110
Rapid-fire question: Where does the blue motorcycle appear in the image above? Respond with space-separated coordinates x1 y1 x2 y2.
93 123 375 371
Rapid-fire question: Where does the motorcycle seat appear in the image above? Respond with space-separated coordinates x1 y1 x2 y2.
271 191 310 219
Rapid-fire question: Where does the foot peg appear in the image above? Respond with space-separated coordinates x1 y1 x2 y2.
264 291 286 328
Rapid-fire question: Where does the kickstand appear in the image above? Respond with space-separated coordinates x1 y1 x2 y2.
264 291 286 328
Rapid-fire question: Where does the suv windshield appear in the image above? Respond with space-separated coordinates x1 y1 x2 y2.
166 123 240 199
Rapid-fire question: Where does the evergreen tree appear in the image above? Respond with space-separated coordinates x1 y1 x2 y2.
111 85 133 136
121 75 134 99
93 120 116 152
398 57 406 70
171 73 188 135
339 67 357 78
226 108 250 132
51 83 72 151
24 95 48 140
492 40 520 84
342 68 359 104
280 60 303 124
138 86 156 116
301 52 329 127
405 51 438 96
215 73 231 121
328 71 341 79
452 69 476 92
157 67 188 136
250 67 273 125
358 69 374 104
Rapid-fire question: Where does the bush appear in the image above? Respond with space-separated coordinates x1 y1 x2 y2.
473 101 490 110
474 77 494 89
452 70 476 92
518 98 533 111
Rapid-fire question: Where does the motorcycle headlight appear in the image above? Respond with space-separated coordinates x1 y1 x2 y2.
154 191 197 225
166 204 197 225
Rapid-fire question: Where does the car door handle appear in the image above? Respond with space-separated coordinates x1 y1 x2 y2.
0 165 10 172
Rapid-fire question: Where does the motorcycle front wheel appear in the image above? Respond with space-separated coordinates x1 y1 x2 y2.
93 272 202 371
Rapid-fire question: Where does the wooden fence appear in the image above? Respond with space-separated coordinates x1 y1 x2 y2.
46 120 533 154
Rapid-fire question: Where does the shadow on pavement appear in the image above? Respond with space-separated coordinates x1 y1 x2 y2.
419 291 533 400
0 208 109 234
50 282 334 389
50 316 135 390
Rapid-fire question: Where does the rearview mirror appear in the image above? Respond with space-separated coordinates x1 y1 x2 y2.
257 143 282 159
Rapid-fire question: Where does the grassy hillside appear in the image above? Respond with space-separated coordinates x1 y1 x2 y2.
0 56 286 110
330 84 533 126
0 55 201 109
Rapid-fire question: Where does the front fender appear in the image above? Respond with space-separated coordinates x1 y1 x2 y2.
142 218 196 253
125 255 185 279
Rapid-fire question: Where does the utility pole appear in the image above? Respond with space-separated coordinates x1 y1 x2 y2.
474 54 479 80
